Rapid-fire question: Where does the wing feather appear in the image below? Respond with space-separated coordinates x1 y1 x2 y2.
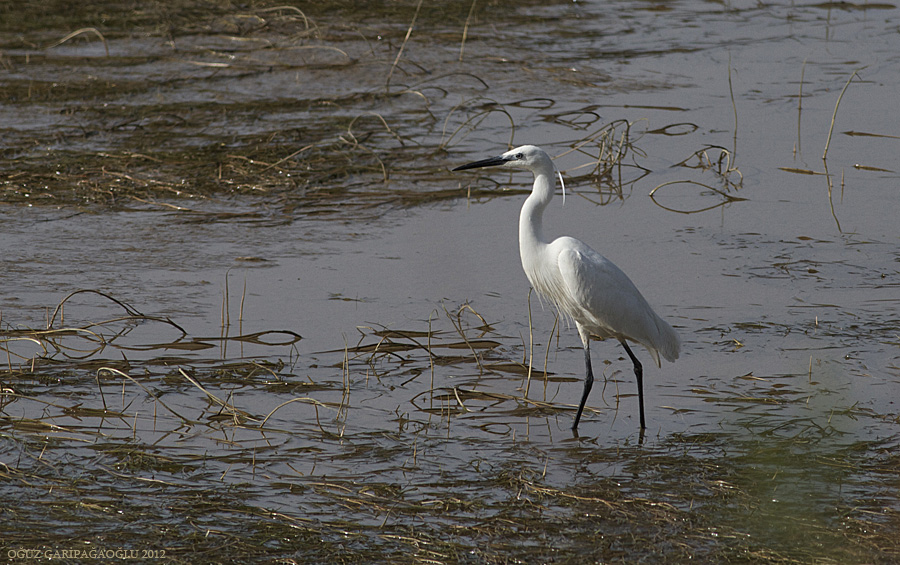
555 239 679 366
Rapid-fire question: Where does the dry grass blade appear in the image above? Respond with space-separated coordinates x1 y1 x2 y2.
440 97 516 150
1 336 49 358
556 119 650 196
257 5 312 29
260 396 331 428
46 27 110 56
187 330 302 346
283 45 352 63
779 167 825 175
177 368 259 423
345 113 406 148
649 180 747 214
260 144 314 172
843 130 900 139
674 145 743 187
97 367 190 423
48 289 143 328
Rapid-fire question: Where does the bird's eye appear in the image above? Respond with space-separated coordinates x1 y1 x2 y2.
515 153 524 160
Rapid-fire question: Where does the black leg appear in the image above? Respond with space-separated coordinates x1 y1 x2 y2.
620 340 645 429
572 341 594 430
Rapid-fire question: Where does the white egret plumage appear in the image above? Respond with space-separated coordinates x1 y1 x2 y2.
453 145 681 430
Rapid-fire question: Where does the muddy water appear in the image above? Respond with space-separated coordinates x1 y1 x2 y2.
1 1 899 562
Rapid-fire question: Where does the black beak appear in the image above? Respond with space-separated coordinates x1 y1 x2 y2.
452 155 508 171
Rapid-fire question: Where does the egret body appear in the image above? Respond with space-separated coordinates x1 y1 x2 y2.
453 145 680 430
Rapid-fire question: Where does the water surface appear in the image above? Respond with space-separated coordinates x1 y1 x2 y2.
1 1 898 562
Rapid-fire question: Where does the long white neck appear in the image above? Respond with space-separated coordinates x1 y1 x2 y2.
519 168 556 277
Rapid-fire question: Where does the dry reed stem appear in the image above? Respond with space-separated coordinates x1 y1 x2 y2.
823 67 866 161
457 303 489 329
459 0 478 62
728 54 738 164
441 302 484 373
555 119 651 196
542 312 559 400
239 277 247 324
428 310 436 395
822 160 843 233
795 59 807 159
524 288 535 399
223 270 231 330
386 0 424 90
452 387 469 412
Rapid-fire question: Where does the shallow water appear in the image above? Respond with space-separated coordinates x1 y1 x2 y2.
1 1 899 562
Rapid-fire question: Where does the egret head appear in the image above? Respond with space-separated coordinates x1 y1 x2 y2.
452 145 549 173
453 144 566 202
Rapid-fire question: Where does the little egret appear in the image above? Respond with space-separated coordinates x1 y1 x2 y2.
453 145 680 430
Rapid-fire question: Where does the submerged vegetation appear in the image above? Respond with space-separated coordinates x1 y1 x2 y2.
0 0 744 216
2 290 898 563
1 0 898 563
